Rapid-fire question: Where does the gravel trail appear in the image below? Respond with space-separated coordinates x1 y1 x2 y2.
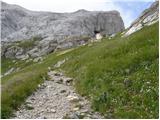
13 70 104 119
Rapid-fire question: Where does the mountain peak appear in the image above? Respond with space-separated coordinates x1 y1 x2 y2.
75 9 88 13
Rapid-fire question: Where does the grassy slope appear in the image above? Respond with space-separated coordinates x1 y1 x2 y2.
1 58 34 75
1 22 159 118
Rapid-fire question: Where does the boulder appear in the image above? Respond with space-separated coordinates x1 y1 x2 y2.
63 77 73 85
5 46 23 59
54 59 66 68
16 54 29 60
33 57 43 63
67 95 79 103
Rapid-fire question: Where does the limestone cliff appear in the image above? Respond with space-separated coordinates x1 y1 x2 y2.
1 2 125 59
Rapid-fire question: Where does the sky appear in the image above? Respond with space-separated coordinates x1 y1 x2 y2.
2 0 155 28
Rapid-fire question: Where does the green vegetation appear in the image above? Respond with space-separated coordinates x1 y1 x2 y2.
1 22 159 118
64 35 91 42
1 58 34 75
16 36 41 49
61 22 159 118
1 58 13 74
5 36 42 50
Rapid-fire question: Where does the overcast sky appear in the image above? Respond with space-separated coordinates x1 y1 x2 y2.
2 0 155 28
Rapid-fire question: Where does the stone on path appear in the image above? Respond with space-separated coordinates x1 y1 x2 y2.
13 70 104 119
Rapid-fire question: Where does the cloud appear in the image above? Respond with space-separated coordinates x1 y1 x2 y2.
2 0 155 27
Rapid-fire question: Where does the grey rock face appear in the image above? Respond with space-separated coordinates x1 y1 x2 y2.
5 46 23 59
2 2 124 42
1 2 124 59
125 1 159 36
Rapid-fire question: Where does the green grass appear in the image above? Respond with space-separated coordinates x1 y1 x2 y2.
16 36 41 49
1 22 159 118
4 36 42 51
1 58 13 74
1 58 34 75
61 23 159 118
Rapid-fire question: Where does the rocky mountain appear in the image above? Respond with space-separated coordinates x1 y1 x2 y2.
2 2 124 41
1 1 125 59
125 1 159 36
1 2 124 42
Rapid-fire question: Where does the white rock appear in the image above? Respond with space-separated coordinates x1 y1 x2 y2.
54 59 66 68
50 109 56 113
33 57 43 62
4 67 15 76
48 67 51 71
67 95 79 102
73 107 79 111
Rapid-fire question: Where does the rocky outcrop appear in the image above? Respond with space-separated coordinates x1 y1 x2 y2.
1 2 124 59
125 1 159 36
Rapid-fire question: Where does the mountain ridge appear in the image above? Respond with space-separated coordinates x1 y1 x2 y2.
2 1 124 42
1 1 124 59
